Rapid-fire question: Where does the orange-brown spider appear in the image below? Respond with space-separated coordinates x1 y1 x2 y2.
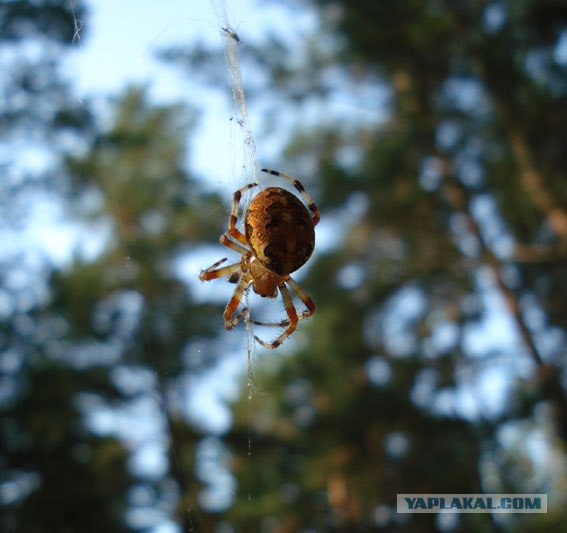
199 168 320 349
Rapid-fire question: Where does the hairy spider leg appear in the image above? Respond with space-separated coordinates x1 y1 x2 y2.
199 256 252 330
250 275 315 328
219 233 249 255
199 258 242 282
200 228 251 281
201 257 227 272
254 282 299 349
225 182 259 245
261 168 321 226
227 305 247 329
286 276 316 319
223 271 251 329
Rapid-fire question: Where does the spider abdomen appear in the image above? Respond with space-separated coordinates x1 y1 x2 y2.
245 187 315 276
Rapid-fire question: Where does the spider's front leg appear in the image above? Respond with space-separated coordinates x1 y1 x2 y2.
199 233 251 282
223 271 251 330
199 258 241 282
225 181 259 245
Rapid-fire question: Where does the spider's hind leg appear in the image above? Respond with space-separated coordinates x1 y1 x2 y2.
252 276 315 348
254 283 298 349
286 276 315 320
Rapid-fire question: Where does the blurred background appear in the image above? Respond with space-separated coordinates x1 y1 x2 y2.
1 0 566 531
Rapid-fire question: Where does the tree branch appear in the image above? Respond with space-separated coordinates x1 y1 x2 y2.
440 164 545 367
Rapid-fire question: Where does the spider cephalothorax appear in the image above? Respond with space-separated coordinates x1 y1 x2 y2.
199 168 320 348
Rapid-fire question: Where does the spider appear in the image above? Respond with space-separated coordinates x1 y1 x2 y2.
199 168 320 349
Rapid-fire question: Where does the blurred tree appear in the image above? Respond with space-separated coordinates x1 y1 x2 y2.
0 1 133 531
2 0 565 532
0 0 93 223
1 81 234 529
177 0 567 531
62 86 229 528
0 2 229 531
1 359 133 532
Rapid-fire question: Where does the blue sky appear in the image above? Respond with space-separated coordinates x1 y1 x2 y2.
10 0 316 271
65 0 319 181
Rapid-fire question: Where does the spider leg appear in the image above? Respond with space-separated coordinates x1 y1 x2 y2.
223 272 251 330
250 275 315 329
228 303 282 330
227 306 247 328
199 259 242 282
219 233 249 255
250 318 290 327
201 257 227 271
261 168 320 226
200 234 251 282
228 182 259 244
286 276 316 320
254 282 298 349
